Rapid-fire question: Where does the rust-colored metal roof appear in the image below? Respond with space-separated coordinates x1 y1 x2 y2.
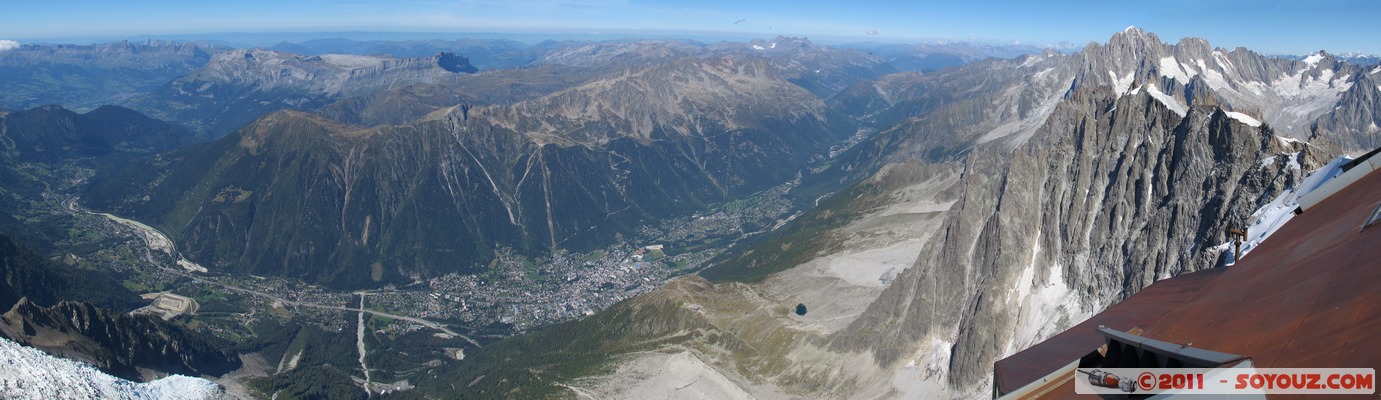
992 267 1224 394
999 167 1381 399
1128 167 1381 398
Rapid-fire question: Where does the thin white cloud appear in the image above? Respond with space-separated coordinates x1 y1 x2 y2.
866 29 879 36
0 40 18 52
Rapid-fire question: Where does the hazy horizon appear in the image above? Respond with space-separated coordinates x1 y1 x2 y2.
3 0 1380 56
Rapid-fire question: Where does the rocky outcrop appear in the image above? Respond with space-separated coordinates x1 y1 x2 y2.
1311 69 1381 153
832 84 1320 392
833 28 1364 168
0 298 239 381
434 52 478 73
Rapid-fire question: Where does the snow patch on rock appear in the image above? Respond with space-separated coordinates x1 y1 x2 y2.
1302 53 1325 67
924 338 954 377
1225 111 1262 127
1224 156 1349 264
1145 85 1188 117
1004 232 1094 356
1159 56 1197 83
1110 71 1134 96
318 54 390 69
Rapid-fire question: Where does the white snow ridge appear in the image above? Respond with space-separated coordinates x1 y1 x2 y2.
1224 111 1262 127
1221 156 1348 264
1302 53 1325 67
1145 85 1188 117
0 336 223 400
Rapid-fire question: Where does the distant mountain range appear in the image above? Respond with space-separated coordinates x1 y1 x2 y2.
0 27 1377 399
0 40 218 112
86 57 854 288
411 28 1379 398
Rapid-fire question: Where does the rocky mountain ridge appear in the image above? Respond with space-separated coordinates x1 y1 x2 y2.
0 40 218 112
0 298 240 381
551 86 1319 399
0 230 236 388
269 37 536 70
0 104 190 163
178 49 475 97
447 28 1371 399
10 28 1378 399
834 86 1318 394
126 48 477 138
87 57 851 288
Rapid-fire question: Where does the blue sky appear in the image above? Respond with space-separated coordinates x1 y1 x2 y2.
2 0 1378 55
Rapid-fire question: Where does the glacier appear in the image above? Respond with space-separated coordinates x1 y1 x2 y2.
0 336 223 400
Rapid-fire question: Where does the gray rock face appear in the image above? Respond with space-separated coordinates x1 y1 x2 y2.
830 84 1319 392
1311 70 1381 153
833 27 1367 168
791 28 1380 396
0 299 239 381
1068 29 1358 140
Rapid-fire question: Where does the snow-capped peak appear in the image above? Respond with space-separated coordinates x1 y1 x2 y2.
1303 53 1325 67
